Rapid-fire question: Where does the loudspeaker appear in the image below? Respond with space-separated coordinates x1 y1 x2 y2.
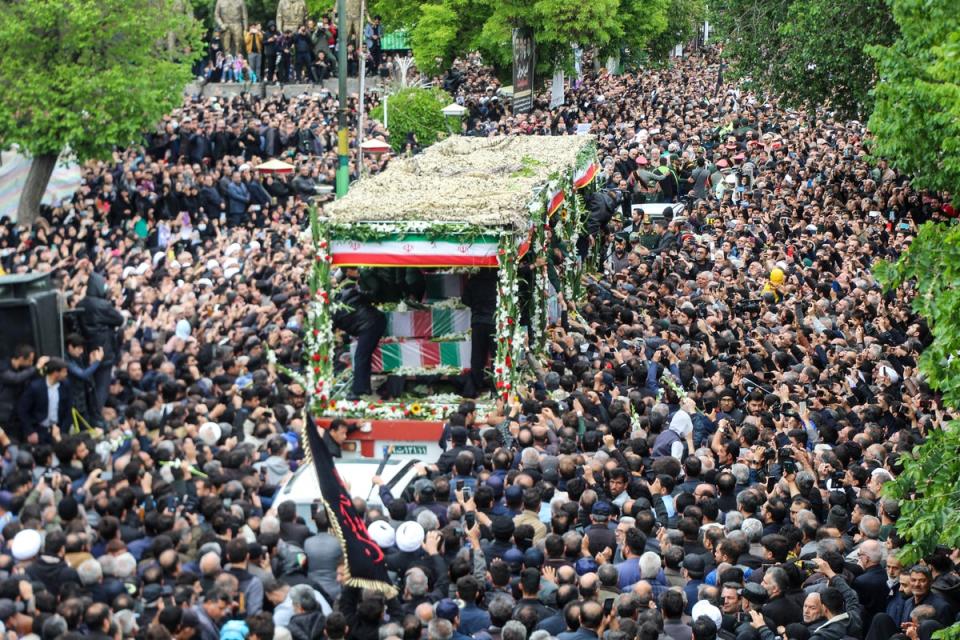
0 273 63 359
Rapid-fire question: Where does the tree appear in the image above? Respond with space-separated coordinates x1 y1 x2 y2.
0 0 203 225
647 0 705 61
369 87 451 152
712 0 897 119
867 0 960 194
874 224 960 568
372 0 672 77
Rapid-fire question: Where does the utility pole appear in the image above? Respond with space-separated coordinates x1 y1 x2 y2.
357 0 366 181
335 0 349 198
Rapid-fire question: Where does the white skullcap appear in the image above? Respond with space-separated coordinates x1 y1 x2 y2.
692 601 722 629
198 422 222 446
368 520 395 549
175 319 192 340
395 521 425 553
11 529 42 561
878 365 900 383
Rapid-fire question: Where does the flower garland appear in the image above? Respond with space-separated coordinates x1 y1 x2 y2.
328 220 493 245
319 397 490 421
494 233 525 401
531 212 549 358
305 208 337 413
389 364 462 377
657 369 689 403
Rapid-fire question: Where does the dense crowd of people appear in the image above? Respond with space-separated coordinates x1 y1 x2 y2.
0 44 956 640
200 12 391 84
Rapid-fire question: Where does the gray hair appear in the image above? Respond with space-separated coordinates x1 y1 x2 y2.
521 447 541 467
530 632 554 640
289 584 318 611
639 552 662 579
859 516 881 539
724 511 744 532
427 618 454 640
112 552 137 579
113 609 138 636
77 559 103 585
379 623 403 640
260 515 281 535
417 510 440 533
796 470 816 494
42 615 68 640
502 620 528 640
730 463 750 486
860 539 883 563
741 518 763 543
488 594 516 625
406 568 429 597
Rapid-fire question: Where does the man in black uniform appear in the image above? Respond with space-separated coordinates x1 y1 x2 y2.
333 267 386 400
461 269 497 398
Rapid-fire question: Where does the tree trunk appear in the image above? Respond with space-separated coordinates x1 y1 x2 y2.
16 153 57 227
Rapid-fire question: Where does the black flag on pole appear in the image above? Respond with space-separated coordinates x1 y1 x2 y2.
303 418 397 598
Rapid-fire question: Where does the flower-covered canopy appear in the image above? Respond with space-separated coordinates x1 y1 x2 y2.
324 135 597 229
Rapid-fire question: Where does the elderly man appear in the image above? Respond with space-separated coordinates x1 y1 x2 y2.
853 540 889 628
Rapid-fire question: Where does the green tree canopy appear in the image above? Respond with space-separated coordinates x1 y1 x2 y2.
867 0 960 195
369 87 451 152
373 0 673 77
712 0 897 119
0 0 203 224
874 224 960 566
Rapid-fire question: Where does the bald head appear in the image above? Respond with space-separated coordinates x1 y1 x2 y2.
633 580 653 601
557 565 577 585
415 602 434 624
580 600 604 630
199 551 221 576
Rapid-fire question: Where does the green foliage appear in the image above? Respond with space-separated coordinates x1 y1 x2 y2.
867 0 960 194
0 0 203 160
410 4 460 76
647 0 703 61
712 0 896 119
369 87 451 152
875 222 960 563
193 0 335 31
371 0 673 78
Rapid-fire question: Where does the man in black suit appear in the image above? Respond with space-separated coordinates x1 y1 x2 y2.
761 566 803 628
17 357 71 445
0 344 47 443
853 540 889 629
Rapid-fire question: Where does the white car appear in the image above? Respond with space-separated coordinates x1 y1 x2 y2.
630 202 686 221
273 457 422 531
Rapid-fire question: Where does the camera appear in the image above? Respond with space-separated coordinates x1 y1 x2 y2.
735 299 761 314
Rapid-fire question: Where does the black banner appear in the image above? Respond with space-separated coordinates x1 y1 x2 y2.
512 28 535 113
304 419 397 597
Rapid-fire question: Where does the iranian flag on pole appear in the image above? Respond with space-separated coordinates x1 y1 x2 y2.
574 163 599 189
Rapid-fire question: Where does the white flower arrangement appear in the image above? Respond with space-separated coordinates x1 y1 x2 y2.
323 135 596 228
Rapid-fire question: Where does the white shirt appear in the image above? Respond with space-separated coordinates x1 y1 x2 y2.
44 381 60 427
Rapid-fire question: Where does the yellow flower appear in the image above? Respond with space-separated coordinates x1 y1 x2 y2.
409 403 423 416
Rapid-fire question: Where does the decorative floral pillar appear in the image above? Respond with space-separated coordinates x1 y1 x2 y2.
494 232 525 401
306 207 336 414
531 211 549 358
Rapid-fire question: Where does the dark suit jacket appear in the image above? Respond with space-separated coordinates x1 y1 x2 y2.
762 594 803 628
853 564 889 628
17 377 71 440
